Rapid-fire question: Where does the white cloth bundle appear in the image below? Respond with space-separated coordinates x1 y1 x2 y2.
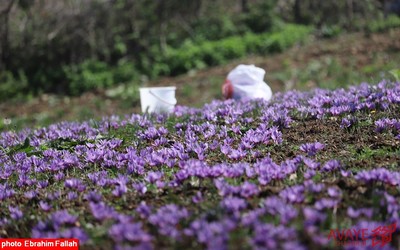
224 64 272 101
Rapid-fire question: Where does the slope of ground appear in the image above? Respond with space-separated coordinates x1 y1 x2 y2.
0 29 399 131
1 81 399 249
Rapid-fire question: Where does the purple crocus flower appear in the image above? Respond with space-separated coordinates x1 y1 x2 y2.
83 191 102 203
184 217 236 250
304 169 316 179
347 207 374 219
250 223 298 250
148 204 189 239
241 208 266 227
300 142 325 157
24 190 38 200
220 143 231 155
340 170 351 177
51 210 78 226
113 174 129 186
382 192 400 218
90 201 117 221
0 218 9 227
62 153 80 168
39 201 52 211
9 206 23 220
85 149 103 163
374 118 400 133
112 184 128 197
264 196 298 224
107 138 123 149
375 119 388 133
314 198 339 210
54 172 65 181
255 157 288 185
340 117 354 129
108 221 152 243
214 179 240 197
303 207 326 226
309 231 330 246
220 197 247 213
192 191 203 204
60 227 89 243
327 186 342 198
31 220 59 239
87 171 109 187
0 184 15 200
302 157 320 170
322 159 341 172
245 164 256 178
64 178 86 192
270 126 283 144
47 191 61 201
16 174 29 187
355 168 400 186
67 191 78 200
132 182 147 195
136 201 152 219
145 171 163 184
240 181 260 198
220 163 245 178
279 185 305 204
228 148 247 160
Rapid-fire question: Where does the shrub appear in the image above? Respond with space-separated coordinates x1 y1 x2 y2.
265 24 313 52
319 25 342 38
62 59 140 96
241 0 280 33
0 70 29 100
64 60 115 95
164 24 312 76
113 60 139 84
366 15 400 33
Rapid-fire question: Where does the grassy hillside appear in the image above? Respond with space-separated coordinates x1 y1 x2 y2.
1 28 399 132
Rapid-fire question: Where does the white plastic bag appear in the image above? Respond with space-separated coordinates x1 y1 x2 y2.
223 64 272 101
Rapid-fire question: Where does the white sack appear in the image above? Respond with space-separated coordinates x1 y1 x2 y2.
226 64 272 101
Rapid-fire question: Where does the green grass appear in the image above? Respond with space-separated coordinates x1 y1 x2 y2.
271 55 400 91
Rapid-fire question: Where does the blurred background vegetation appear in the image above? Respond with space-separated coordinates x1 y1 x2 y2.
0 0 400 130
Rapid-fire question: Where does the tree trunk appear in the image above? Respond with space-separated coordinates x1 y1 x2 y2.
160 22 167 54
346 0 353 28
241 0 248 13
294 0 302 23
383 0 390 18
0 0 15 70
157 0 167 54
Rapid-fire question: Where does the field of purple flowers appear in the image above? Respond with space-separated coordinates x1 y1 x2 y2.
1 81 400 250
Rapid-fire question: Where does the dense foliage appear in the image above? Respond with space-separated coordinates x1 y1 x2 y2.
1 0 399 100
0 0 280 97
1 81 400 249
162 24 312 76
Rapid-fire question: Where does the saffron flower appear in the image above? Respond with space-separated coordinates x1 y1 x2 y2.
9 206 23 220
39 201 52 211
108 222 152 243
148 204 189 239
300 142 325 157
220 197 247 213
